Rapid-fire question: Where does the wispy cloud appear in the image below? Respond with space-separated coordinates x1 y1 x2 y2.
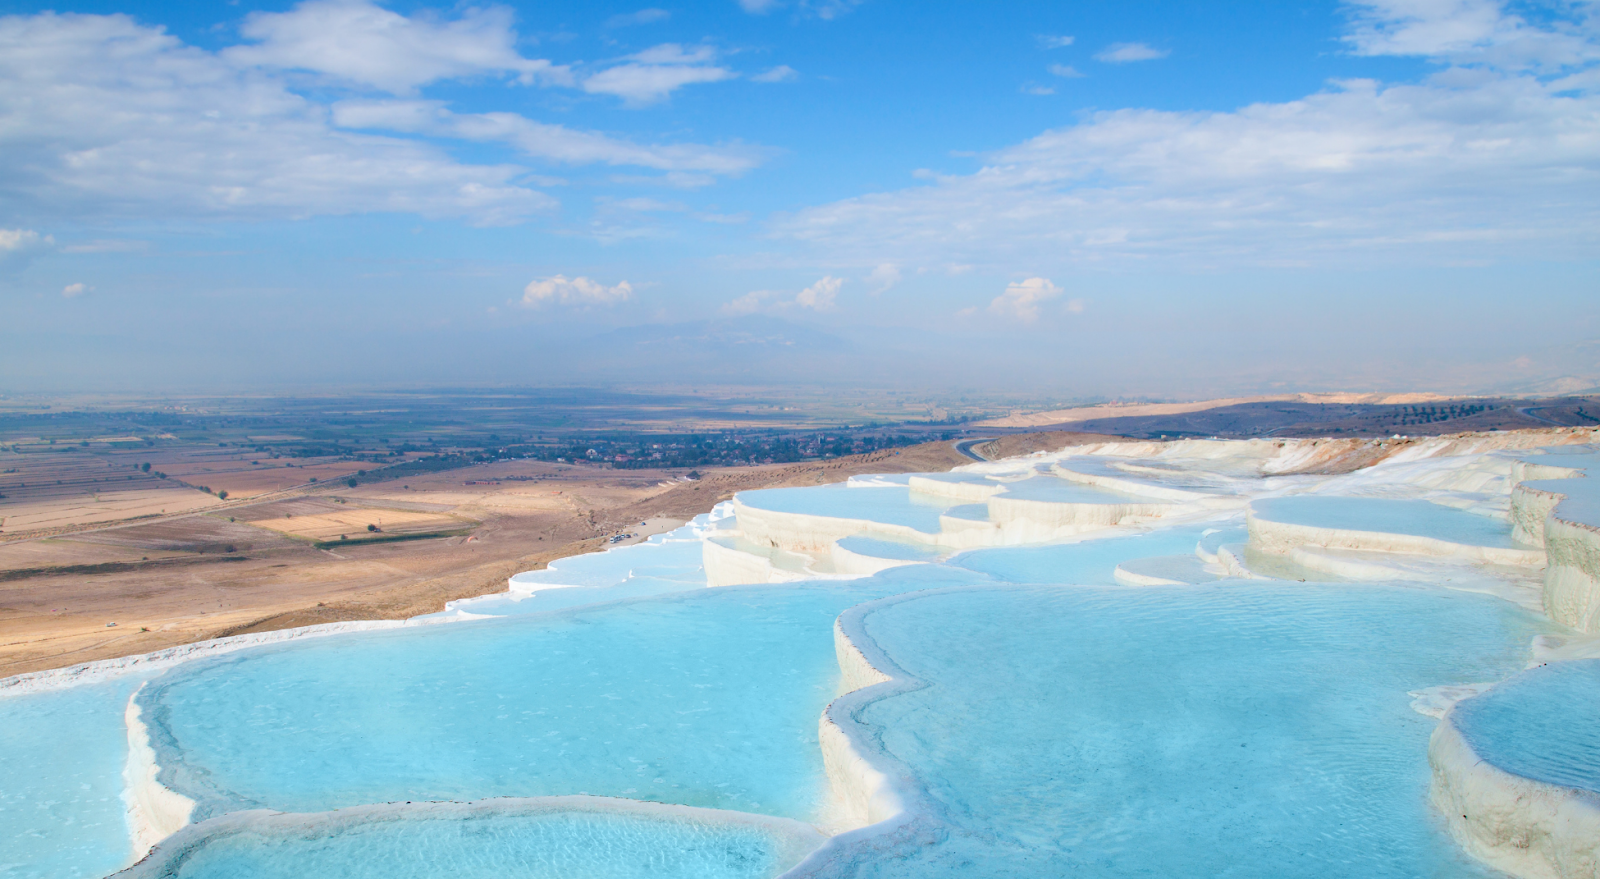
223 0 571 94
775 24 1600 272
753 65 800 83
1342 0 1600 69
1021 83 1055 95
583 44 736 105
866 263 901 293
332 100 765 175
1048 63 1085 78
522 275 634 307
606 8 671 28
61 282 91 298
1095 42 1169 62
1037 35 1076 49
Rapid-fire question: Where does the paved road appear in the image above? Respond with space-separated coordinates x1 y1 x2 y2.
1518 406 1566 426
953 438 994 462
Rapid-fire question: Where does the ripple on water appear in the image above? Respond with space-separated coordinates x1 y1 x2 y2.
1453 659 1600 793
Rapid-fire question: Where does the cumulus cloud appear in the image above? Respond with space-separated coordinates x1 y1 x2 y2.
988 277 1062 322
794 275 842 310
1095 42 1169 62
0 228 54 271
521 275 633 308
61 282 90 298
0 13 764 223
723 276 842 314
753 65 800 83
607 8 671 28
224 0 571 94
583 44 736 105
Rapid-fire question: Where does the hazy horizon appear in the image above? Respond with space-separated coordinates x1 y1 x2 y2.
2 0 1597 395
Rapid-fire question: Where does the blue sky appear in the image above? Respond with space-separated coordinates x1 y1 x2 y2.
1 0 1597 396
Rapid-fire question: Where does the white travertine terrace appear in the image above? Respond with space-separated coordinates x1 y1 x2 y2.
1430 712 1600 879
1246 503 1547 566
121 687 196 861
1508 452 1600 633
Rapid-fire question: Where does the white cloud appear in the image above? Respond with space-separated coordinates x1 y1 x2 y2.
1021 84 1055 96
0 13 766 224
722 289 777 314
795 275 842 310
1048 63 1085 78
723 276 842 314
607 8 671 28
735 0 861 19
521 275 633 307
0 12 549 223
224 0 571 94
332 100 764 175
1095 42 1169 63
0 228 54 271
753 65 800 83
583 43 736 105
988 277 1062 322
866 263 901 293
775 71 1600 269
1342 0 1600 69
61 282 90 298
1038 35 1076 49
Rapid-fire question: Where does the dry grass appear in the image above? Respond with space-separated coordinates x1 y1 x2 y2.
0 487 222 532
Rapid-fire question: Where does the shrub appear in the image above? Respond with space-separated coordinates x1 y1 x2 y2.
367 524 378 532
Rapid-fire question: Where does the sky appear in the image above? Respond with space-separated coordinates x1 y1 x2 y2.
1 0 1597 397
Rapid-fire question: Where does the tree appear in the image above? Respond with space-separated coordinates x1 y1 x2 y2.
217 490 228 500
347 478 358 488
367 523 378 532
141 462 151 472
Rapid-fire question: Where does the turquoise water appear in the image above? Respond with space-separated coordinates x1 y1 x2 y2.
145 586 860 820
835 536 941 562
0 681 139 879
736 485 950 533
824 582 1550 878
1453 659 1600 793
952 526 1209 584
443 526 710 618
1252 496 1522 547
119 804 819 879
142 568 978 824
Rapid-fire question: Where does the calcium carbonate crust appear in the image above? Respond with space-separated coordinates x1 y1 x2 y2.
1431 708 1600 879
111 796 829 879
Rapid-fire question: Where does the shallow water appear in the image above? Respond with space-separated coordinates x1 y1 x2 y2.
1453 659 1600 793
830 582 1550 878
737 485 950 533
145 585 868 821
951 526 1208 584
0 681 139 879
834 536 942 562
123 805 818 879
1253 496 1523 547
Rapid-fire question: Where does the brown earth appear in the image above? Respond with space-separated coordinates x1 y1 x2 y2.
0 435 1127 677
